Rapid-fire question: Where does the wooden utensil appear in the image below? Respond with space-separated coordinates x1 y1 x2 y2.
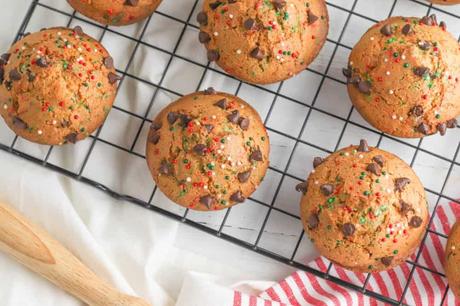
0 201 151 306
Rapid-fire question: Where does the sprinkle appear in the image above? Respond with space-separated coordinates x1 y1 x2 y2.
52 120 57 125
389 90 394 95
370 37 375 41
212 115 216 119
452 246 456 250
57 32 62 36
37 130 43 135
399 116 404 121
221 164 226 169
358 154 364 159
386 71 391 75
204 185 208 190
213 32 219 36
186 177 191 182
314 180 319 185
236 49 242 54
401 55 406 60
392 114 397 119
384 58 389 63
229 14 233 18
386 188 392 193
2 104 7 110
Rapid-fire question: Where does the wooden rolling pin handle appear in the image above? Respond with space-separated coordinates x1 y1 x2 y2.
0 201 151 306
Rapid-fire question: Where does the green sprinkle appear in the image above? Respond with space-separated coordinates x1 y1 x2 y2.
376 178 381 183
220 138 225 143
225 175 230 180
221 200 227 205
393 250 399 255
359 216 366 224
386 234 390 238
261 136 265 141
368 265 373 270
246 141 251 146
327 225 332 230
435 114 441 119
327 197 336 204
283 12 289 20
183 159 189 164
403 63 410 68
207 163 215 170
393 52 399 58
363 190 371 196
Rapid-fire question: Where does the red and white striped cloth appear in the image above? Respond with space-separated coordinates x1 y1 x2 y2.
230 200 460 306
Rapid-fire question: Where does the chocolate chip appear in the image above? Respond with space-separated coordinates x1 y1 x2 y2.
417 122 430 135
250 47 264 60
167 112 179 125
342 223 355 237
446 118 457 129
197 11 208 25
9 68 21 81
249 149 263 162
61 119 71 128
204 124 214 133
372 155 384 167
399 200 411 214
124 0 139 6
409 216 423 228
320 184 334 196
358 139 369 152
357 80 371 94
272 0 286 10
228 0 237 3
342 67 352 78
409 105 424 117
437 122 447 136
307 213 319 229
214 98 228 109
230 191 245 203
204 87 216 95
4 80 12 91
430 14 438 26
307 10 318 24
64 132 78 144
295 182 308 194
414 66 430 77
108 72 121 84
0 67 3 83
199 31 211 43
440 21 447 31
0 53 10 65
159 160 172 175
73 26 84 36
381 256 393 267
193 144 207 156
366 163 382 176
12 116 28 129
36 57 48 68
402 24 412 35
209 1 222 10
380 24 393 36
313 157 324 168
103 56 114 69
395 177 411 192
238 117 250 130
349 75 361 84
151 122 162 131
244 18 256 30
180 114 192 127
149 131 160 144
207 50 219 62
237 170 251 183
418 40 431 51
27 71 35 82
227 110 240 123
200 195 215 208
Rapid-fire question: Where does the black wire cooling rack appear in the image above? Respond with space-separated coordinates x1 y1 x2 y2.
2 0 460 305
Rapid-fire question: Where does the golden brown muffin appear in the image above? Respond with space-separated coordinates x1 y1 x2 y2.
67 0 162 26
429 0 460 4
344 15 460 138
0 27 118 145
146 88 270 211
197 0 329 84
297 140 428 272
446 221 460 297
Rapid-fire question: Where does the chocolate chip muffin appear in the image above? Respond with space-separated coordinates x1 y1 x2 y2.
446 221 460 297
197 0 329 84
67 0 161 26
297 140 429 272
429 0 460 4
344 15 460 138
0 27 118 145
146 88 270 211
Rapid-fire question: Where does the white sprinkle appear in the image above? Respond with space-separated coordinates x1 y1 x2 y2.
52 119 57 125
37 130 43 135
276 55 281 60
344 152 349 156
386 71 391 76
217 150 222 154
212 172 216 176
311 169 316 173
236 49 242 54
2 104 7 110
210 162 215 166
392 114 397 120
314 180 319 185
350 61 354 65
389 89 394 95
94 48 98 52
253 166 256 170
399 116 404 121
212 115 216 119
204 185 208 190
370 37 375 41
229 14 233 18
384 58 388 63
358 154 364 159
186 177 191 182
220 144 224 149
452 246 456 250
57 32 62 36
21 46 26 50
37 50 41 54
386 188 392 193
78 47 82 52
213 31 219 36
221 164 226 169
237 161 242 166
401 55 406 60
227 156 232 161
231 162 236 167
240 105 245 109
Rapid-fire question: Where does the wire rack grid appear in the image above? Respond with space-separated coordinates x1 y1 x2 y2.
1 0 460 305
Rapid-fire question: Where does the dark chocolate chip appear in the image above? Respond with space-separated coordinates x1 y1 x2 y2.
413 66 430 77
272 0 286 10
307 10 318 24
342 223 355 237
64 133 78 144
149 131 160 144
358 139 369 152
320 184 334 196
73 26 84 36
4 80 12 91
417 122 430 135
244 18 256 30
250 47 264 60
209 1 222 10
380 24 393 36
193 144 207 156
417 40 431 51
342 68 352 78
204 87 216 95
207 50 220 62
249 149 263 162
27 71 35 82
180 114 192 127
204 124 214 133
381 256 394 267
372 155 384 167
230 191 245 203
0 53 10 65
399 200 411 214
366 163 382 176
124 0 139 6
12 116 28 129
409 105 424 117
238 117 250 130
200 195 215 208
440 21 447 31
36 57 48 68
151 121 162 131
159 160 172 175
313 157 324 168
227 110 240 124
167 112 179 125
349 75 361 84
357 80 371 94
214 98 228 109
197 11 208 25
409 216 423 228
295 182 308 194
228 0 237 3
446 118 457 129
437 122 447 136
237 170 251 183
307 213 319 230
103 56 114 69
395 177 411 192
9 68 21 81
199 31 211 43
108 72 121 84
402 24 412 35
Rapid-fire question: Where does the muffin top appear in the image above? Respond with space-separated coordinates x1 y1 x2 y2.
146 89 270 211
197 0 329 84
298 140 428 272
345 15 460 138
446 221 460 297
0 27 118 145
67 0 162 26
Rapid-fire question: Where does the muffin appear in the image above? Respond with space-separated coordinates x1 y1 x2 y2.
146 88 270 211
0 27 118 145
344 15 460 138
429 0 460 4
197 0 329 84
446 221 460 297
297 140 429 272
67 0 162 26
